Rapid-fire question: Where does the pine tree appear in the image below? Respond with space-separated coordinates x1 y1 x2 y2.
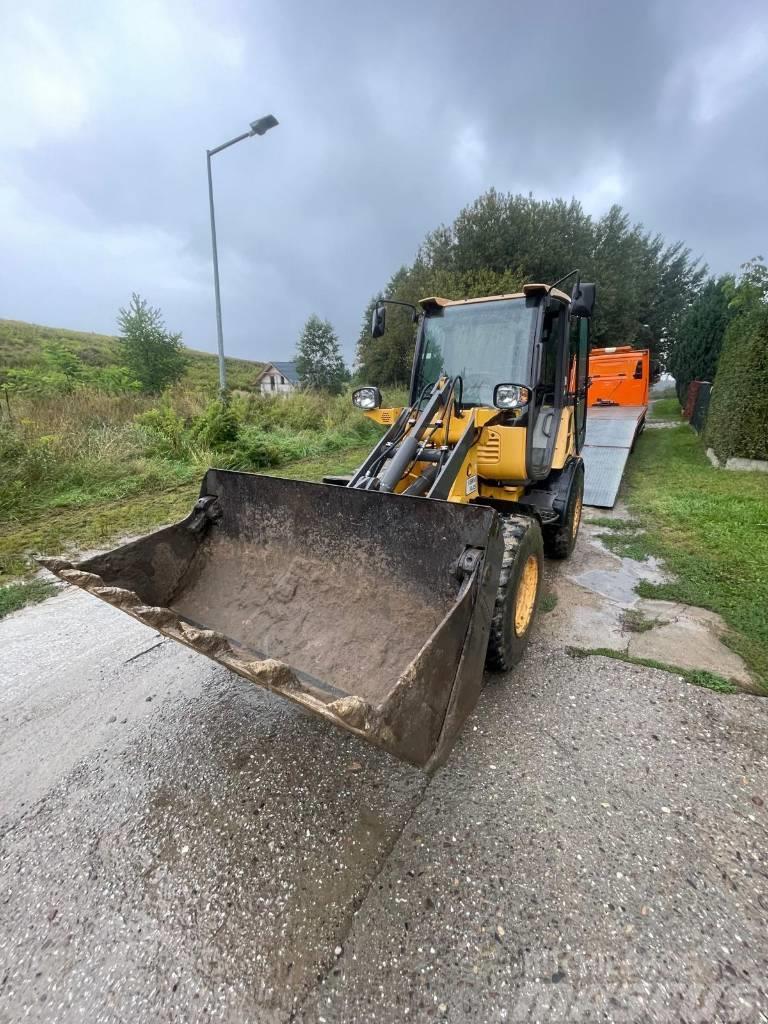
295 315 348 393
117 293 187 393
667 276 734 401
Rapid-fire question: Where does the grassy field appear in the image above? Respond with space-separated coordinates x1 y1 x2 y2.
598 423 768 690
0 378 393 609
0 443 372 589
0 318 262 391
0 318 403 617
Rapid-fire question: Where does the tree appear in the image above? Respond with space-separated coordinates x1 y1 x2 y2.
356 191 706 384
117 293 186 393
41 340 85 382
667 276 734 401
295 315 348 393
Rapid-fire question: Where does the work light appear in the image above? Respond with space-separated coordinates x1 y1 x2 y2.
352 386 382 410
493 384 531 410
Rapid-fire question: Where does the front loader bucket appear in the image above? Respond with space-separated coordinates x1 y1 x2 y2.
42 470 503 769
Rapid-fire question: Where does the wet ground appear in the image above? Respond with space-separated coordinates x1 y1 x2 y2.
549 507 755 688
1 522 767 1022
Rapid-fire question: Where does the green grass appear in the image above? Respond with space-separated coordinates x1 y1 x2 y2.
567 646 739 694
650 396 682 421
0 445 371 587
595 529 653 561
263 446 369 481
0 579 59 619
611 425 768 689
585 516 643 531
0 318 263 391
540 592 558 613
620 609 661 633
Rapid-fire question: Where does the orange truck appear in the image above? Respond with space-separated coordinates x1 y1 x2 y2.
580 346 650 508
588 346 650 408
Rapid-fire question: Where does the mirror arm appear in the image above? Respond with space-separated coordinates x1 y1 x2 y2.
379 298 421 323
549 268 581 294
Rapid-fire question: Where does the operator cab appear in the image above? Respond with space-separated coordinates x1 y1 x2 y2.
412 284 591 481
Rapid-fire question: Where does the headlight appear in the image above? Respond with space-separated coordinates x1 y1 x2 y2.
352 386 382 410
493 384 531 410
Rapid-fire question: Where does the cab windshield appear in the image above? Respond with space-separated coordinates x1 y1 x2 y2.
415 298 536 406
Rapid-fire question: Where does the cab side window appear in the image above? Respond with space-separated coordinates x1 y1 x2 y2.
540 311 561 398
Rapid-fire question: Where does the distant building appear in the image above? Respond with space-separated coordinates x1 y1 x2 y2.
255 361 300 395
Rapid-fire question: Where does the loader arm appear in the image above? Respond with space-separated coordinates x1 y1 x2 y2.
347 377 479 501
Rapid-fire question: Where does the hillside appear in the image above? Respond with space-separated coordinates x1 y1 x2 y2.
0 319 263 391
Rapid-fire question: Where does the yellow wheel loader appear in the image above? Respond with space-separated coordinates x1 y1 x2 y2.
42 276 595 770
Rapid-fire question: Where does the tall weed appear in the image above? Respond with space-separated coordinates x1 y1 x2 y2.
1 386 394 521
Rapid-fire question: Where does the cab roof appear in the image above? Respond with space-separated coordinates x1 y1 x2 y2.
419 283 571 311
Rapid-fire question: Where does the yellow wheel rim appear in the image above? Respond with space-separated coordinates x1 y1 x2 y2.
572 489 583 539
514 555 539 636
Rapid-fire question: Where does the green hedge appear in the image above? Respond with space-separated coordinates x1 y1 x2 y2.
668 277 733 402
705 303 768 460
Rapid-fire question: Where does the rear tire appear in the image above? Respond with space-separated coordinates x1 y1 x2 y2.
485 516 544 672
543 461 584 560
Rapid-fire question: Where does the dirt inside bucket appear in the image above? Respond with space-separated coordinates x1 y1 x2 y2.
169 533 448 704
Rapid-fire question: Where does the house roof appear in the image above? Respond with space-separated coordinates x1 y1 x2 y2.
256 361 300 384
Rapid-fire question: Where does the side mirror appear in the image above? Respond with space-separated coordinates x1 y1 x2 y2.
371 305 386 338
571 282 596 318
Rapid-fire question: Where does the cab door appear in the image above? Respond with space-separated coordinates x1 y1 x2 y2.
570 316 590 451
528 303 565 479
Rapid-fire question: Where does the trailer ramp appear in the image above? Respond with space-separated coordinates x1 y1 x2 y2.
582 405 646 508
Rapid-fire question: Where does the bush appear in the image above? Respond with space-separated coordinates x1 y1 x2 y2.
135 405 189 458
0 385 390 527
705 306 768 460
192 400 239 449
87 366 141 394
2 367 78 396
1 353 140 397
705 260 768 461
231 426 301 469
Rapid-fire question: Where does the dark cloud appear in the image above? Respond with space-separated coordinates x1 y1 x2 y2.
2 0 767 362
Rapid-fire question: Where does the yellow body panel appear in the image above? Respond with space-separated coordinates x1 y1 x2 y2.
475 424 527 480
551 407 575 470
365 400 577 507
365 407 403 427
478 482 526 502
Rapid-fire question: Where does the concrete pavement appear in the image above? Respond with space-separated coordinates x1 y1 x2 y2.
1 534 767 1022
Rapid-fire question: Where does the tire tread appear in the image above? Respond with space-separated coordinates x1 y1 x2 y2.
486 515 541 672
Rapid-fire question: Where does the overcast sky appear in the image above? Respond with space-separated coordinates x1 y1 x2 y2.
2 0 767 363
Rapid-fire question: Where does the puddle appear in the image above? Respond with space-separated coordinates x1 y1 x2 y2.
546 509 755 690
571 539 666 606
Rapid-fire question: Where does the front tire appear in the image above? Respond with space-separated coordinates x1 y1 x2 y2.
543 460 584 560
485 515 544 672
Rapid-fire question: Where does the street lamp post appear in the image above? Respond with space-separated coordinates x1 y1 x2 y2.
206 114 278 393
